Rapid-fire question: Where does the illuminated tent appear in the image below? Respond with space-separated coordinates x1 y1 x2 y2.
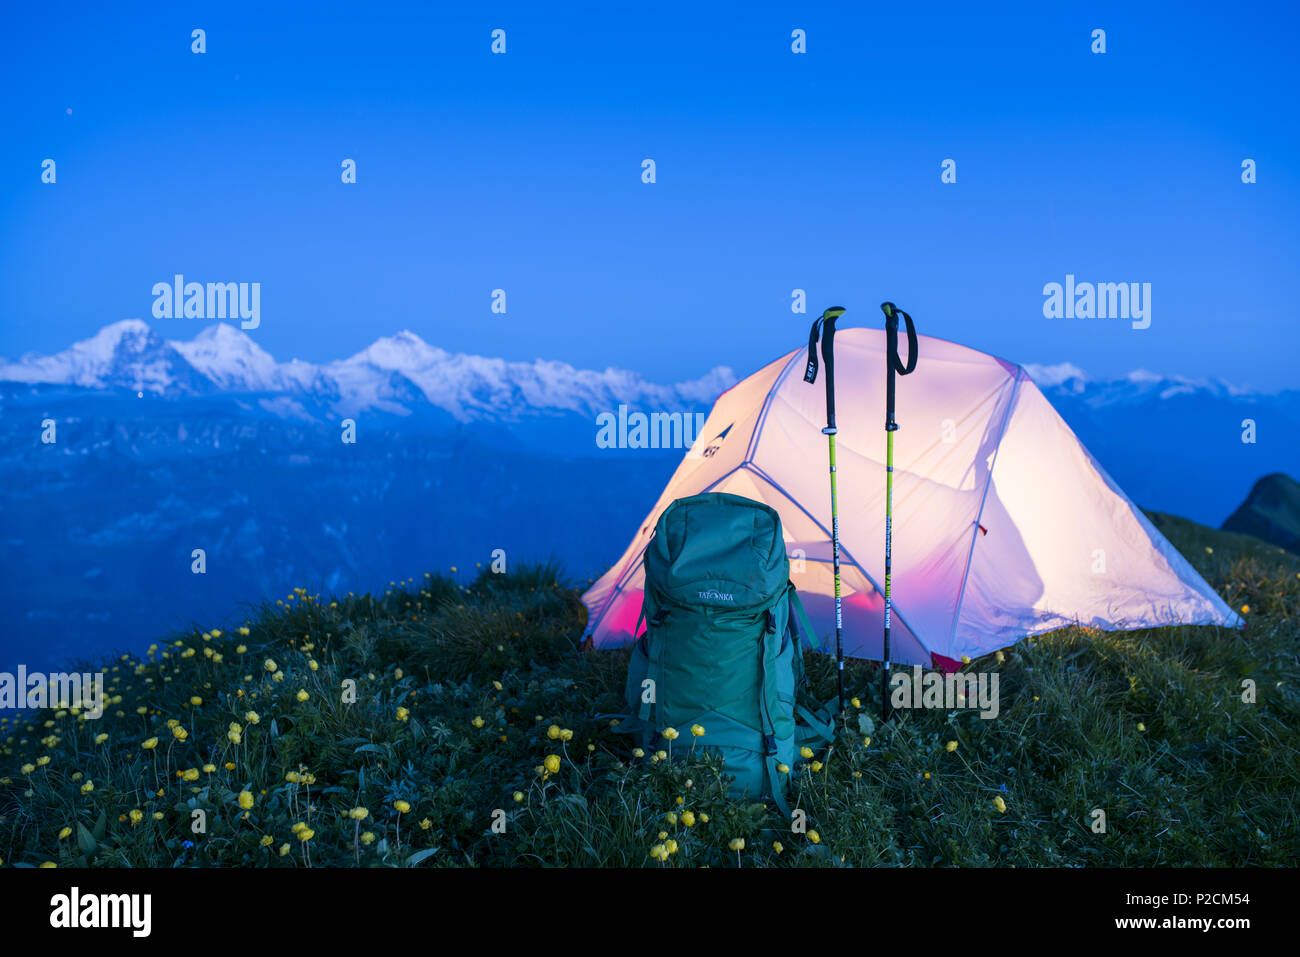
581 329 1241 669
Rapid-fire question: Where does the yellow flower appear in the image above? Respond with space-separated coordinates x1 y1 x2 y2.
681 811 695 827
811 760 823 772
228 730 241 744
394 800 411 814
245 711 260 724
700 814 709 824
654 750 667 761
543 754 561 774
190 696 202 706
128 810 143 825
924 772 931 780
800 746 814 759
224 762 236 771
348 807 369 821
513 792 524 803
20 763 35 774
1137 722 1146 732
945 741 958 753
728 838 745 852
420 818 432 830
808 830 821 844
238 791 255 810
547 725 561 740
264 658 278 672
993 796 1007 813
278 843 290 857
260 835 274 847
662 727 679 741
773 841 784 854
472 716 485 729
236 644 248 654
295 689 309 702
142 737 158 750
202 763 216 774
492 681 503 691
308 660 319 672
172 725 188 741
665 812 677 826
665 839 679 855
152 812 164 821
396 706 409 722
297 827 315 842
851 697 861 709
359 830 377 845
39 862 57 868
58 826 72 840
690 724 705 737
632 748 645 758
649 844 669 862
559 728 573 742
995 650 1006 663
80 781 94 794
94 733 108 744
181 768 199 782
961 655 971 664
1240 604 1250 614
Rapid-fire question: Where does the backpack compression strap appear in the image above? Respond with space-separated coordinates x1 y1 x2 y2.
756 623 795 819
786 586 822 652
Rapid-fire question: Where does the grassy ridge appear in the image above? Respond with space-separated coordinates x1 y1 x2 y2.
1 519 1298 868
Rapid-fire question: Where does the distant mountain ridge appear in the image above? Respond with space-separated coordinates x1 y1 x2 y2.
1222 473 1300 555
4 320 1299 519
0 319 737 423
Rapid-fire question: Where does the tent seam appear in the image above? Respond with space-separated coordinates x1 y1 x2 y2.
947 366 1025 654
744 351 803 463
743 461 925 646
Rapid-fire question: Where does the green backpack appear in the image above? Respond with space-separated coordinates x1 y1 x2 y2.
621 492 836 817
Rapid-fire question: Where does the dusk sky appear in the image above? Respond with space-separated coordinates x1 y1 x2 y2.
3 1 1297 390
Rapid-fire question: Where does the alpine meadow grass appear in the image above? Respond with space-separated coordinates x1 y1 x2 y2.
1 518 1296 868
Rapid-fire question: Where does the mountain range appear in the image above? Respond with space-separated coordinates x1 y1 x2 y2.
0 319 734 443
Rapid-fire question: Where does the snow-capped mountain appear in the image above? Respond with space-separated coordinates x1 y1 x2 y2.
1024 362 1254 406
0 320 738 425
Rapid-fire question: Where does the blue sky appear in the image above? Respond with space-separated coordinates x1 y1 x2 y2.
2 1 1297 390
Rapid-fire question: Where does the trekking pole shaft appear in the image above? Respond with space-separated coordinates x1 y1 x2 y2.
828 430 844 721
883 427 894 722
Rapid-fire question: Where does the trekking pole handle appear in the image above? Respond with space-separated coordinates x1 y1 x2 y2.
880 302 918 376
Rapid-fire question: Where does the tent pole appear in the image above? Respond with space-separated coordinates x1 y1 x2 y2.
803 306 848 727
880 302 919 723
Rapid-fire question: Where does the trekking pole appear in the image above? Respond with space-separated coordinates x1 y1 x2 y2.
879 302 919 722
803 306 848 727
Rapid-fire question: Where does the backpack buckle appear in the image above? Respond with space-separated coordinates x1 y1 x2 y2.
763 734 777 756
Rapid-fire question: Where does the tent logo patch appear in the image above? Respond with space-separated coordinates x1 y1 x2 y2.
701 423 732 458
697 589 735 603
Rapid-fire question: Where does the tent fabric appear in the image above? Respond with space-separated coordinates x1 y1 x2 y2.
581 329 1241 668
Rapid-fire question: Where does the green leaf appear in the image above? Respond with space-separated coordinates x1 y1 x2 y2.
354 743 383 754
76 822 97 855
92 810 107 842
405 847 439 867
